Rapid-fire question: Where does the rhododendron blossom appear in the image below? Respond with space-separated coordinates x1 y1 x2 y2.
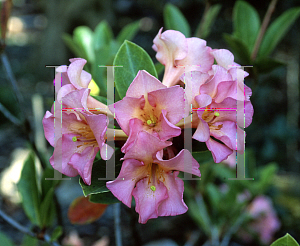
110 70 187 153
152 28 214 87
107 131 200 223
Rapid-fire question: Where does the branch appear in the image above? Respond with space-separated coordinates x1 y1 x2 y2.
251 0 278 61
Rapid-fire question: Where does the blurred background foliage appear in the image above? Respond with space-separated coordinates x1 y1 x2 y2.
0 0 300 245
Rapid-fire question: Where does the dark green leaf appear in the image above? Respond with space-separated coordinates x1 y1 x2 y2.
223 34 251 65
163 3 191 37
206 183 221 208
62 33 85 58
73 26 95 62
0 232 14 246
94 21 113 50
40 188 56 227
89 192 120 204
91 95 107 105
154 62 165 77
21 235 38 246
195 4 221 39
192 151 213 164
233 1 260 52
255 57 284 74
117 21 140 44
17 152 41 226
256 162 278 193
258 7 300 57
113 40 157 99
271 233 299 246
51 226 63 242
41 167 59 200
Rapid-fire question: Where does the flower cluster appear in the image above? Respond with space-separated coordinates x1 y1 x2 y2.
43 28 254 223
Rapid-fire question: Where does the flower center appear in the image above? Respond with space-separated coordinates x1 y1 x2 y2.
202 107 223 130
69 122 98 148
140 94 159 127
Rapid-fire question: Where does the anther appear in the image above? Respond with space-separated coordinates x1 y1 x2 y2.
150 186 156 191
147 120 152 125
72 136 77 142
214 112 220 117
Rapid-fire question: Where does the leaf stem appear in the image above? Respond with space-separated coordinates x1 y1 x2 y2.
114 203 123 246
251 0 278 61
0 102 21 125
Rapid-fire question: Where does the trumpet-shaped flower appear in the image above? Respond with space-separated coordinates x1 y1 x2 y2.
110 70 187 153
106 131 200 223
152 28 214 87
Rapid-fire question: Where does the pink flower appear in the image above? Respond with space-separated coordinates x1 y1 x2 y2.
107 131 200 223
239 196 281 244
43 88 113 185
110 70 187 153
152 28 214 87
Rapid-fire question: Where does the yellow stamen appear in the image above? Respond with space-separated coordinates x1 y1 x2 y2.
72 136 77 142
150 186 156 191
147 119 152 125
214 112 220 117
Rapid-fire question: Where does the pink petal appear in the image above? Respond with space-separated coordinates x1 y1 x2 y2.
121 118 144 153
156 149 200 176
211 49 234 70
157 171 188 217
123 131 172 163
193 118 210 142
57 84 76 102
69 146 99 185
157 109 182 140
42 111 55 146
148 85 186 124
179 38 214 73
195 94 212 108
106 159 146 207
67 58 91 89
110 96 144 135
210 121 238 150
61 88 90 112
84 113 107 144
100 144 114 160
133 177 168 224
206 137 233 163
49 134 80 177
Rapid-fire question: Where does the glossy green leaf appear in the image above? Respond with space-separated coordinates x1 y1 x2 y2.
223 34 251 65
51 226 63 242
258 7 300 57
62 33 85 58
117 21 140 44
255 57 284 74
94 21 113 50
0 232 14 246
73 26 95 62
21 235 38 246
271 233 299 246
192 151 214 164
113 40 157 99
195 4 221 39
40 187 55 227
41 167 59 200
233 1 260 52
17 152 41 226
164 3 191 37
89 191 120 204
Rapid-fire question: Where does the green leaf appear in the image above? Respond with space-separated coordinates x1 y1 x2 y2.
154 62 165 77
271 233 299 246
17 152 41 226
233 1 260 52
255 57 284 74
113 40 157 99
258 7 300 57
73 26 95 62
94 21 113 50
257 162 278 193
206 183 221 208
223 33 251 65
117 21 140 44
41 167 59 200
163 3 191 37
39 188 56 227
89 192 120 204
195 4 221 39
91 95 107 105
192 151 213 164
21 235 38 246
62 33 85 58
51 226 63 242
0 232 14 246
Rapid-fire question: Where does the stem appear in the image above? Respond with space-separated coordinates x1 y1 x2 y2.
114 203 122 246
0 208 61 246
0 102 21 125
250 0 278 61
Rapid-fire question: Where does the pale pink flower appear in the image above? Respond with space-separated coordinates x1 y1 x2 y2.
107 131 200 223
152 28 214 87
239 196 281 245
110 70 187 153
43 88 113 185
